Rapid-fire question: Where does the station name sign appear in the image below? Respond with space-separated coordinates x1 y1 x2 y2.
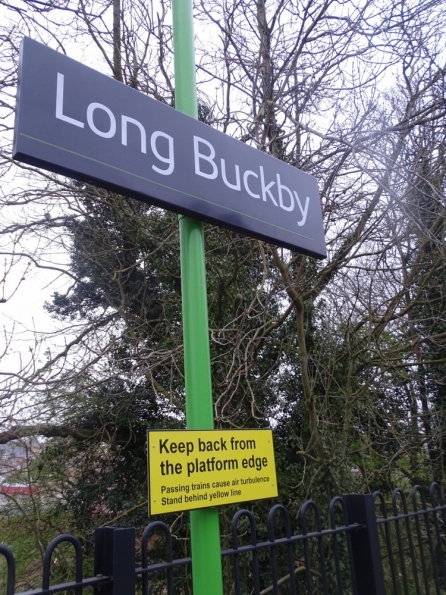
147 429 277 514
13 37 326 258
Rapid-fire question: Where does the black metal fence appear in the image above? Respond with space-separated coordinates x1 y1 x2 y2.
1 483 446 594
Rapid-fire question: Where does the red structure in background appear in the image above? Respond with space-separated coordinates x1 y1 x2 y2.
0 484 36 496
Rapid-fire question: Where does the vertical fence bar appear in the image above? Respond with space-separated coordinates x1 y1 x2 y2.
113 528 136 595
300 501 316 595
94 527 135 595
391 489 411 595
343 494 386 595
171 2 223 595
141 521 175 595
374 491 400 595
429 483 446 592
231 510 261 595
268 518 280 595
421 492 442 593
42 534 83 595
412 486 432 595
95 527 113 595
301 500 329 595
329 496 358 595
0 545 16 595
267 504 297 595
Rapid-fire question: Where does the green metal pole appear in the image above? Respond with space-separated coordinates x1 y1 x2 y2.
172 2 224 595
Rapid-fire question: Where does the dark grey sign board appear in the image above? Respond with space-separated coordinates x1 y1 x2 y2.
13 37 326 258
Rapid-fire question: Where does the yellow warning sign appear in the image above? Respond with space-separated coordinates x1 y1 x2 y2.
147 429 277 514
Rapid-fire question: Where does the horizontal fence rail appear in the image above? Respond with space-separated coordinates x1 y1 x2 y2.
1 483 446 595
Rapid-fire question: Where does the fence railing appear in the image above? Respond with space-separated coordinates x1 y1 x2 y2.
374 483 446 595
1 483 446 595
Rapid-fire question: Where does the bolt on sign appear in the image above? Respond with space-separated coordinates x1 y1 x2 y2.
13 37 326 259
147 430 278 514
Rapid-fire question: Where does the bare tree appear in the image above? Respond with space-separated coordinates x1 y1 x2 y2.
0 0 445 526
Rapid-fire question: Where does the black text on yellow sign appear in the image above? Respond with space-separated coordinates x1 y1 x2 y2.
147 429 278 514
